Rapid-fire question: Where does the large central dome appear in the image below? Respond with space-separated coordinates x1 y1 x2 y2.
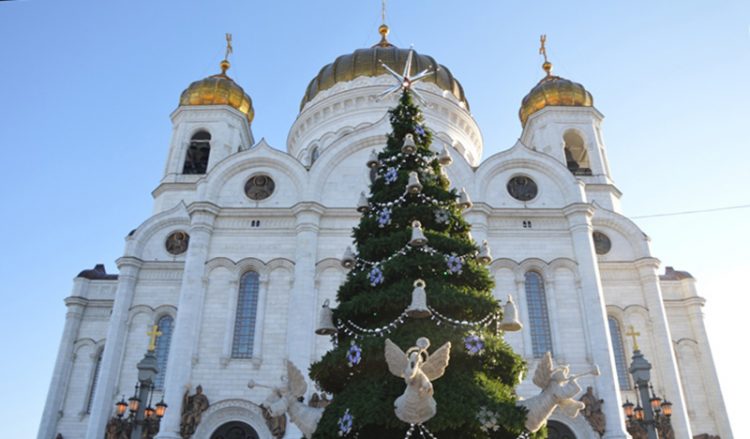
300 26 469 111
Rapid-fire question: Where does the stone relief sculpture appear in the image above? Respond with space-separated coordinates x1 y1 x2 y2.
261 405 287 439
180 385 210 438
517 352 600 433
105 417 131 439
250 360 323 439
384 337 452 425
579 386 606 437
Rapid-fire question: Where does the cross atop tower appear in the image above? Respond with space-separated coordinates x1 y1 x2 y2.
626 325 641 351
147 324 162 352
539 34 553 76
224 33 233 61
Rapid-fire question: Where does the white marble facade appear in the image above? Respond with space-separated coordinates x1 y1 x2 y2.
38 46 732 439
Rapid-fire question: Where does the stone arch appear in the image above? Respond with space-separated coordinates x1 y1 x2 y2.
203 139 307 203
475 142 585 207
125 202 191 259
192 399 272 439
547 411 600 438
592 203 652 260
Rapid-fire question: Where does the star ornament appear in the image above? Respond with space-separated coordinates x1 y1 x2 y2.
378 47 436 104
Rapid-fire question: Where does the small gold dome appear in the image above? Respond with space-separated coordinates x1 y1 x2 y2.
179 61 254 123
519 71 593 127
300 29 469 111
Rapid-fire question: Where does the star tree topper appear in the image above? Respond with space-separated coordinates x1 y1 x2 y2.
379 48 436 104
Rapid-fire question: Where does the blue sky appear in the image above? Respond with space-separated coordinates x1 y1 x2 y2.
1 1 748 437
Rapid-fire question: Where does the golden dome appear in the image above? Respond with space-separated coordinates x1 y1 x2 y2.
519 66 593 127
179 60 254 123
300 26 469 111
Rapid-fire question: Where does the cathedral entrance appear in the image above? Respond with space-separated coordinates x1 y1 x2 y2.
547 420 577 439
210 421 260 439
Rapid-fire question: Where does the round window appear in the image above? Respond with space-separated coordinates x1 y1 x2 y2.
165 231 190 255
593 231 612 255
244 175 275 200
507 176 538 201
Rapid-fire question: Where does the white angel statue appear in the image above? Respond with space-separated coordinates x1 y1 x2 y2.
385 337 452 425
250 360 323 439
517 352 600 432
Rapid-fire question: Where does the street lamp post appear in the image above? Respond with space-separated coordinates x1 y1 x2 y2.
109 325 168 439
621 326 673 439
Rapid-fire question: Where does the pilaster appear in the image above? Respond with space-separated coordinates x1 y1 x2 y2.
563 203 629 438
634 258 693 439
38 293 87 439
155 203 218 439
85 257 143 439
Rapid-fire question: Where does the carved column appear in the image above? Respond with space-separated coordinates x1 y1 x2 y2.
156 203 219 439
85 257 143 439
563 204 629 439
37 292 87 439
634 258 693 439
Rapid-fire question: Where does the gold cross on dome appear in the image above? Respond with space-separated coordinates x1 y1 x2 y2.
625 325 641 351
539 34 548 63
147 325 163 352
225 33 233 61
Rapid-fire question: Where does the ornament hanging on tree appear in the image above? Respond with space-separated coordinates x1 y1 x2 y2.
476 240 492 265
464 334 485 355
368 266 384 286
405 279 431 318
346 341 362 367
401 133 417 154
377 208 392 227
315 299 337 336
457 187 472 209
384 167 398 184
366 150 380 169
341 247 356 269
337 409 354 436
446 254 463 274
409 220 428 247
385 337 451 425
356 192 370 213
438 143 453 166
406 172 423 194
434 208 450 224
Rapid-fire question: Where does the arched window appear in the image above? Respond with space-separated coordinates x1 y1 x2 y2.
232 271 260 358
563 130 591 176
608 316 631 389
183 130 211 174
310 146 320 165
86 347 104 414
525 271 553 358
153 315 174 390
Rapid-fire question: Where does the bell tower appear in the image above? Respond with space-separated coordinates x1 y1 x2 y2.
155 35 255 211
518 36 620 211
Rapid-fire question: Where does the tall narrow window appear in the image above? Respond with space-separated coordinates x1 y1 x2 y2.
232 271 260 358
86 347 104 414
153 315 174 390
183 131 211 174
525 271 553 358
608 316 631 389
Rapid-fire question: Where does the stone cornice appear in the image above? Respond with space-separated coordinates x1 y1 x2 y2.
187 201 221 217
115 256 144 270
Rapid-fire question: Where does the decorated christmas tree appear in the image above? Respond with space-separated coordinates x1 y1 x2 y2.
309 66 543 439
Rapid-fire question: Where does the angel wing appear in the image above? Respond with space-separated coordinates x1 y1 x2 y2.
385 339 408 378
421 341 451 381
285 360 308 398
532 352 554 389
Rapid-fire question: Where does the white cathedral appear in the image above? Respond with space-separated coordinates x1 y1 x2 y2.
38 26 732 439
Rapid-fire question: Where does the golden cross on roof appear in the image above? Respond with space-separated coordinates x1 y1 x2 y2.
626 325 641 351
225 33 233 61
147 324 163 352
539 34 548 63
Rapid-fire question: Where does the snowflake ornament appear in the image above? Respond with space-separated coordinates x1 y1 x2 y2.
347 341 362 367
446 254 463 274
384 167 398 184
368 266 384 286
434 208 450 224
477 406 500 433
464 334 484 356
377 208 392 227
338 409 354 436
